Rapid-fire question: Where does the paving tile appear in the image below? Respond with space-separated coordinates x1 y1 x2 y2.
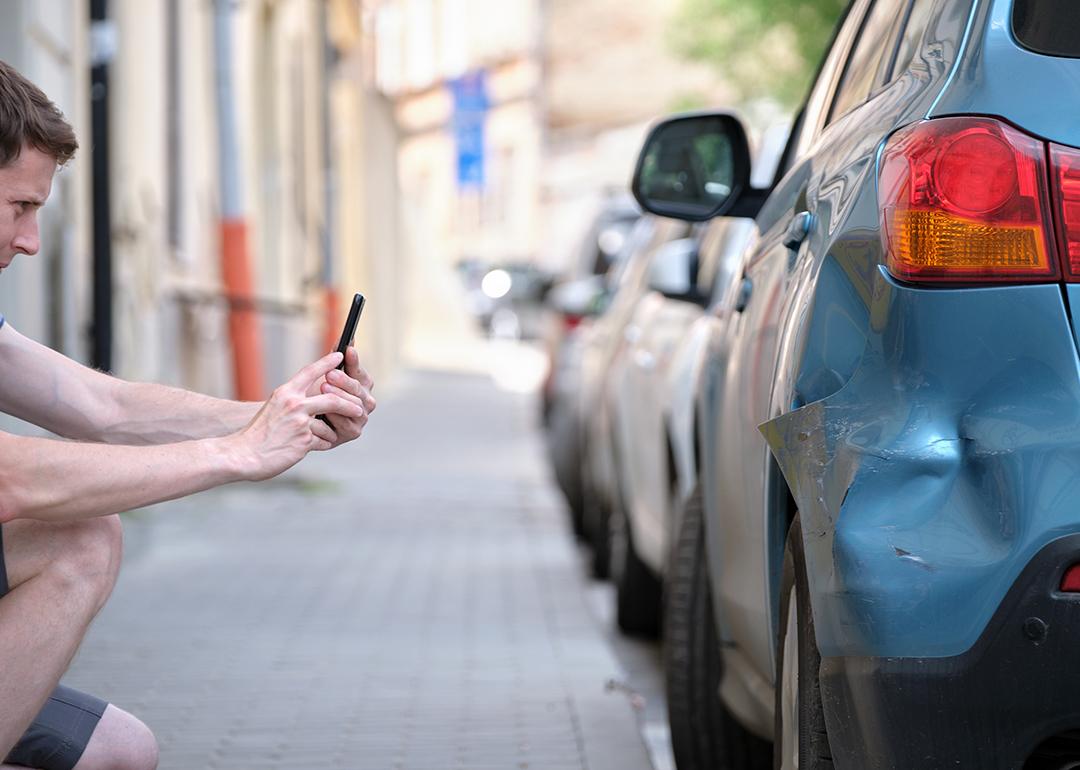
62 369 653 770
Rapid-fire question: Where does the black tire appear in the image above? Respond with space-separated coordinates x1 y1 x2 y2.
546 406 586 538
611 500 662 637
774 516 833 770
584 477 612 579
665 483 773 770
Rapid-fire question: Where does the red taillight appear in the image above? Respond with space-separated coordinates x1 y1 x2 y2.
935 132 1017 214
1061 563 1080 592
1050 143 1080 280
879 117 1058 283
562 313 584 331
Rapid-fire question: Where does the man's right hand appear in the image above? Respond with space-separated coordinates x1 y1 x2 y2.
230 352 365 481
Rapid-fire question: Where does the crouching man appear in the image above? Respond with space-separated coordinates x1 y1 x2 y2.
0 60 376 769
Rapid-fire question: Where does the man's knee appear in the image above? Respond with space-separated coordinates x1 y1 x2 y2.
48 515 124 611
74 705 158 770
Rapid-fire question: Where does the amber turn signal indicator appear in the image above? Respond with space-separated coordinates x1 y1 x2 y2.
879 117 1058 284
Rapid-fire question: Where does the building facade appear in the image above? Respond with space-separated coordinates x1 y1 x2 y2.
366 0 543 363
0 0 403 432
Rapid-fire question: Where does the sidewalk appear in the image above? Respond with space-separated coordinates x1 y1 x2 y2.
63 367 655 770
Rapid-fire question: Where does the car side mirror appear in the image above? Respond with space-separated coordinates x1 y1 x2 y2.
548 275 608 319
648 237 707 305
631 112 752 222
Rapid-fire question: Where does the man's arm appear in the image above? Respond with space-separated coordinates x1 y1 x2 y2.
105 380 259 444
0 431 242 522
0 323 375 445
0 352 361 523
0 322 259 443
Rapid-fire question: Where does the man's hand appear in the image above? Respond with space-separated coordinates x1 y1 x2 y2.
306 346 376 446
232 352 365 481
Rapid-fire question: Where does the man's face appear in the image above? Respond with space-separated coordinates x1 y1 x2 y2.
0 145 55 272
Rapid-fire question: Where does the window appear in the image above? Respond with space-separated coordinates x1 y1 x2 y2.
784 0 864 170
887 0 935 80
1014 0 1080 58
828 0 909 123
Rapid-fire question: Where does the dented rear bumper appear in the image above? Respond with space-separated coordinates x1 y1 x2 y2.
821 533 1080 769
761 267 1080 763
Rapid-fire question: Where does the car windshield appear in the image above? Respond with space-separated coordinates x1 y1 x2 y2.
1013 0 1080 58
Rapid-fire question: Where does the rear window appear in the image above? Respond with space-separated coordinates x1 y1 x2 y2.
1013 0 1080 57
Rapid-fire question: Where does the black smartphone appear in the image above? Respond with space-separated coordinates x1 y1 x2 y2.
332 293 366 367
317 292 365 427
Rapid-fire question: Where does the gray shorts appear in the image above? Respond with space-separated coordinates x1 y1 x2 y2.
0 525 109 770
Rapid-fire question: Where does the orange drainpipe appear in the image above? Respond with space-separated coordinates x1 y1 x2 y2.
214 0 264 401
319 3 340 358
220 219 265 400
322 286 341 356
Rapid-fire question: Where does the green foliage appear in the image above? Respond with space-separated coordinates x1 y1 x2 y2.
669 0 848 108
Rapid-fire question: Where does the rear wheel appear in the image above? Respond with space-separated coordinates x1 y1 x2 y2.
546 404 586 538
665 482 772 770
611 501 662 637
587 491 612 579
775 516 833 770
581 444 612 578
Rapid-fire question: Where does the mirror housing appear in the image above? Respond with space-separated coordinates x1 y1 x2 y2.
631 112 752 222
648 237 707 304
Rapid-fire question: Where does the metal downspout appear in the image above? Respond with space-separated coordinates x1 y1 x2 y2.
89 0 113 371
320 1 339 355
213 0 265 400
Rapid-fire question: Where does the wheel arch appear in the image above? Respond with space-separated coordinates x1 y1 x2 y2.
766 453 799 672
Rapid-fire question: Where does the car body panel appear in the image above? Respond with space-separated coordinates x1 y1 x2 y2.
580 217 690 537
703 0 989 686
700 0 875 684
763 270 1080 659
668 218 759 506
611 288 702 572
542 196 641 516
610 125 792 581
929 0 1080 149
747 0 1080 663
637 0 1080 760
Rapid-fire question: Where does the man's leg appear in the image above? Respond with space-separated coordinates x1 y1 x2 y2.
69 704 157 770
0 515 123 759
0 687 156 770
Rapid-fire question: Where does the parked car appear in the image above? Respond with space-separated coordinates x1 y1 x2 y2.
632 0 1080 768
603 124 788 637
540 193 642 423
577 215 694 577
456 259 555 340
542 195 643 533
543 277 607 536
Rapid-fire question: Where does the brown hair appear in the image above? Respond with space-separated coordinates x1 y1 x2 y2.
0 59 77 168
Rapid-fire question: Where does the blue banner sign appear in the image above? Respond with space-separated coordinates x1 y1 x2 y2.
450 70 488 190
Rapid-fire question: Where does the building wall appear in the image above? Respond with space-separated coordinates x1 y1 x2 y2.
0 1 91 436
0 0 404 423
0 1 91 359
368 0 543 364
539 0 737 275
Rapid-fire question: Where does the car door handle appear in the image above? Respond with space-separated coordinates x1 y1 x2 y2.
734 277 753 312
783 211 814 251
633 349 656 370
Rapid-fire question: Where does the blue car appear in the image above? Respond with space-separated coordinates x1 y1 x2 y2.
631 0 1080 767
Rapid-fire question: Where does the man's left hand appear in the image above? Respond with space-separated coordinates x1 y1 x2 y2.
306 346 376 445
